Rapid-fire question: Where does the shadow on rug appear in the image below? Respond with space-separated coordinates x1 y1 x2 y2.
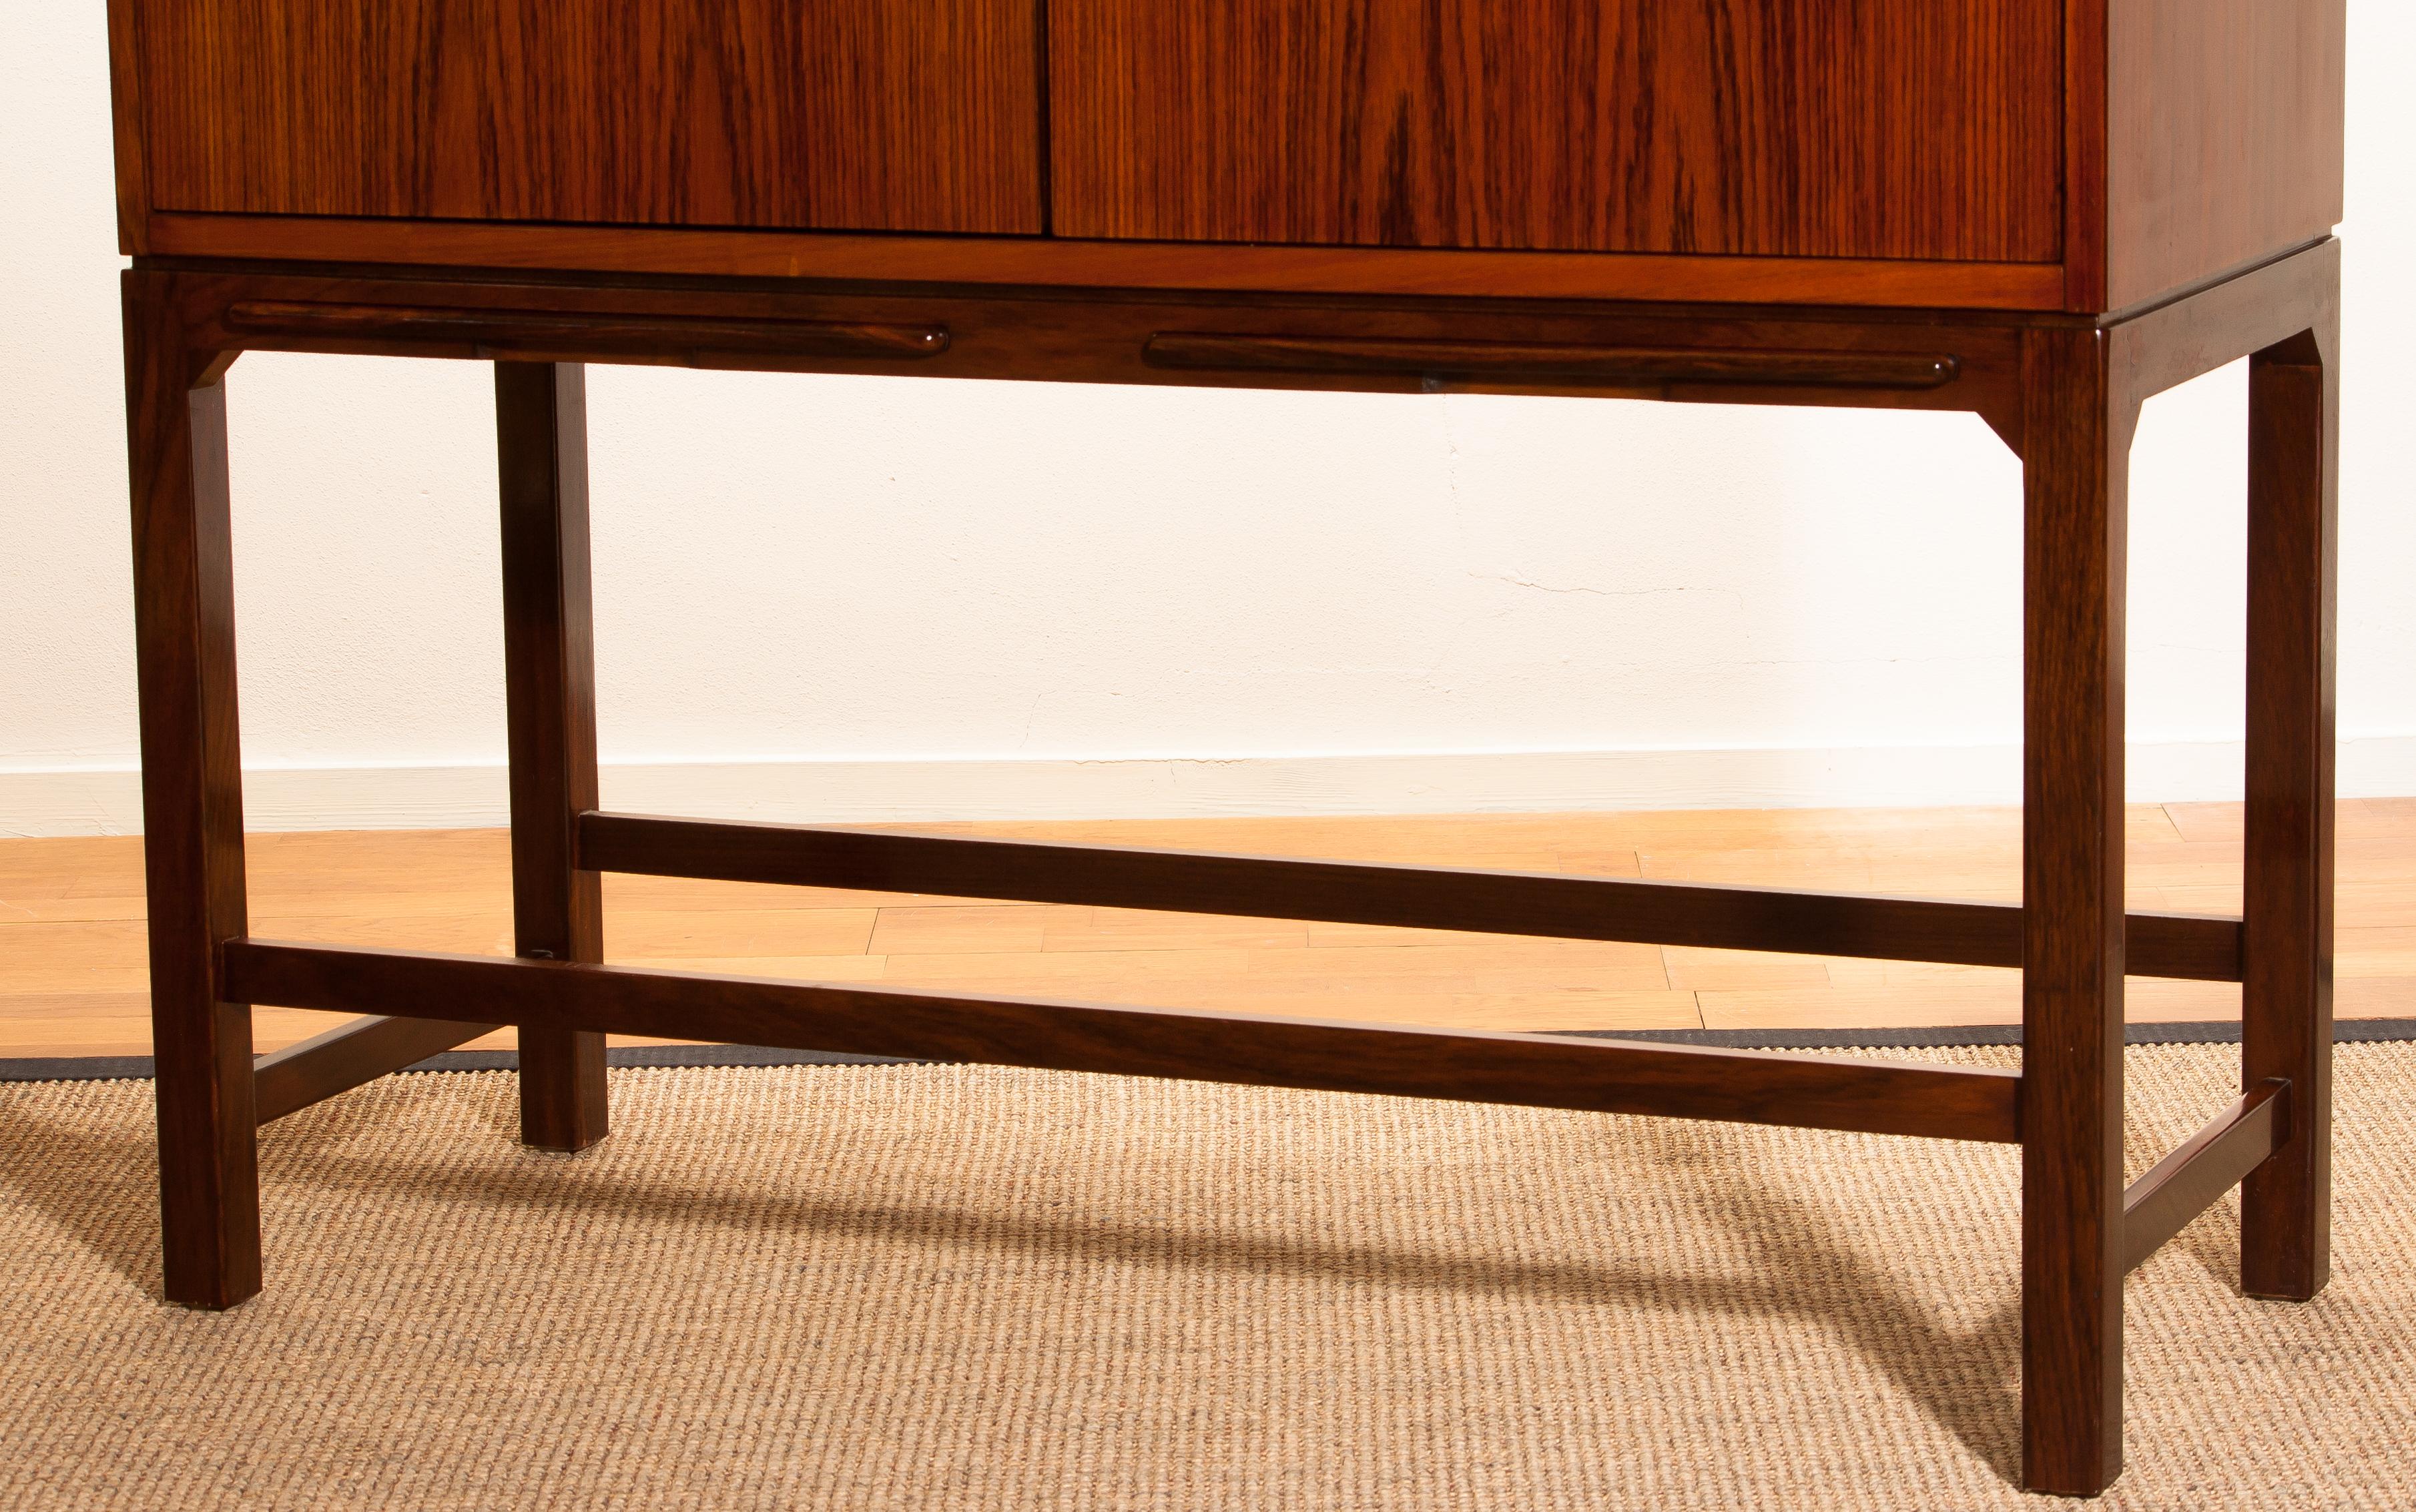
3 1044 2409 1509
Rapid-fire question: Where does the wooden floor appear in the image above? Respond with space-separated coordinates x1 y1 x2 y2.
4 801 2411 1060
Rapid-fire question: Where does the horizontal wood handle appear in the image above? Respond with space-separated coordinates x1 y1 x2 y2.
226 301 950 360
1145 332 1959 390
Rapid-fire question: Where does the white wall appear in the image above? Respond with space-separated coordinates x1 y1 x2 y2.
5 5 2413 835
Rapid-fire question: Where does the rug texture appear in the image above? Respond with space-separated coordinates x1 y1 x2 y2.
2 1044 2412 1510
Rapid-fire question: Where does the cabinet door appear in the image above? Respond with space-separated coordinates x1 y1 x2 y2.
135 1 1043 235
1050 0 2060 262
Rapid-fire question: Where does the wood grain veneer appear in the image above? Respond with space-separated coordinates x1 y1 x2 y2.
108 0 2349 314
140 214 2072 310
2095 0 2348 313
1048 0 2064 262
129 0 1045 236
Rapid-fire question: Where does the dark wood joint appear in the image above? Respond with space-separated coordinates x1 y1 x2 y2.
2121 1080 2291 1274
2254 328 2326 372
2108 240 2343 410
252 1013 500 1125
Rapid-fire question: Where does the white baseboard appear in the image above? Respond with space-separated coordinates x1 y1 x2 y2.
5 738 2415 837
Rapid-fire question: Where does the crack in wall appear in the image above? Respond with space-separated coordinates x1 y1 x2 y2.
1469 570 1744 603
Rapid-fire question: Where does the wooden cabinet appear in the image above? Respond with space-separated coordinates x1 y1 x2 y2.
2094 0 2348 310
109 1 2345 312
1048 0 2063 264
105 1 2349 1497
125 0 1044 235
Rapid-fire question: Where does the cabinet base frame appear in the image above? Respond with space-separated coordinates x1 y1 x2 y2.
122 242 2341 1498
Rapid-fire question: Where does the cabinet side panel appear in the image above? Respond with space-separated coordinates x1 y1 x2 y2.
2104 0 2345 312
105 0 151 252
1051 0 2062 262
135 0 1044 236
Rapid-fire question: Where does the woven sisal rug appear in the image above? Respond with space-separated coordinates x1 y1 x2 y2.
3 1044 2412 1509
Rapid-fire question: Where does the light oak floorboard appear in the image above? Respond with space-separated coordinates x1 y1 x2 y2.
1 801 2409 1058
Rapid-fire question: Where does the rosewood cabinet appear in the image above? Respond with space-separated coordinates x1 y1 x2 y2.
1050 0 2065 263
113 0 2341 312
105 0 2347 1499
127 0 1046 234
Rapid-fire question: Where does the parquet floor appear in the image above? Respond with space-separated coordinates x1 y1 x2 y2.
4 800 2411 1058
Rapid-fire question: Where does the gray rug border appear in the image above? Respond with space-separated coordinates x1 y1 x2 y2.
4 1020 2412 1084
1592 1020 2416 1049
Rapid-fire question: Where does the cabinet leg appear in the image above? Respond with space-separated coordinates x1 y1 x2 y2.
2240 311 2339 1302
497 362 610 1152
2018 326 2133 1496
125 274 262 1308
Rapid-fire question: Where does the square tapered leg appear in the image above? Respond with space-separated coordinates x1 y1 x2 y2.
497 361 611 1152
124 272 262 1308
2241 307 2340 1302
2018 324 2134 1497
